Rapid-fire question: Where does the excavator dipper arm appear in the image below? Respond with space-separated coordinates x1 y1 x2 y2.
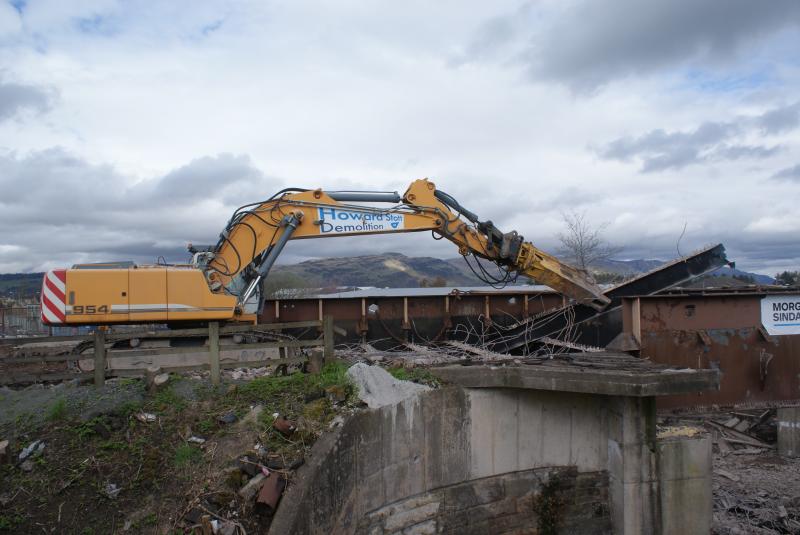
207 179 610 313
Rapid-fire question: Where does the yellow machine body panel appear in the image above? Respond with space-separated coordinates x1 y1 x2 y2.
166 268 237 321
66 268 130 323
58 266 237 325
128 267 168 322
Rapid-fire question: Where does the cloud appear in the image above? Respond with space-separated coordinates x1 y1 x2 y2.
598 104 796 172
772 164 800 182
757 102 800 134
0 148 281 271
0 78 52 121
0 2 799 277
525 0 800 91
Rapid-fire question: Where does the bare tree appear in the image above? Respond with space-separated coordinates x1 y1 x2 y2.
557 210 620 272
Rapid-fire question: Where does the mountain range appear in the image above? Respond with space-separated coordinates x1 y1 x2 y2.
0 253 777 299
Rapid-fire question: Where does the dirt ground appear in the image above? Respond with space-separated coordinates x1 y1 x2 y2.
0 364 359 534
3 369 798 534
712 449 800 534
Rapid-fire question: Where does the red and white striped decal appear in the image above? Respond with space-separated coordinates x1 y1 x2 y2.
41 269 67 324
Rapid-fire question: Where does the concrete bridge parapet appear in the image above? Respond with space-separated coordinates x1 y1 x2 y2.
269 353 717 535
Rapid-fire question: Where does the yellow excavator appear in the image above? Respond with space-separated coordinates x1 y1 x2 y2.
40 179 609 326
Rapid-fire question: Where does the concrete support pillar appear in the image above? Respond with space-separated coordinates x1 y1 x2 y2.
607 396 660 535
778 406 800 457
658 433 712 535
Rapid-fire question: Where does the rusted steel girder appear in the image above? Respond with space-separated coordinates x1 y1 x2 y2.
487 244 730 353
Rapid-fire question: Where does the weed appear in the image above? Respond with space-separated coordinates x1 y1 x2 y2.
115 399 144 417
388 367 441 387
0 515 23 531
99 439 127 451
118 377 140 387
46 398 67 421
173 444 202 468
151 386 186 413
14 412 33 429
533 474 567 535
239 362 353 409
196 417 216 434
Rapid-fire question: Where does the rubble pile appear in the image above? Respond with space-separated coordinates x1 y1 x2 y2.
663 408 800 534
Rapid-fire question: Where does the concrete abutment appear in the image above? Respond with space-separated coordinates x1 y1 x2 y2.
269 359 716 535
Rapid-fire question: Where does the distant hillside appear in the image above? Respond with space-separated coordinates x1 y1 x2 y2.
704 266 774 285
0 273 43 299
0 255 777 299
274 253 484 288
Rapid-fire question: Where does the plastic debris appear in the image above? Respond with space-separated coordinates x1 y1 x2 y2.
254 442 269 460
135 412 157 423
104 483 121 499
218 411 237 425
187 436 206 445
256 474 286 510
273 416 296 437
18 440 44 461
238 473 266 501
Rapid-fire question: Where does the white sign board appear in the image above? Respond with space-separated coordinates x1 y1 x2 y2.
317 207 404 235
761 295 800 336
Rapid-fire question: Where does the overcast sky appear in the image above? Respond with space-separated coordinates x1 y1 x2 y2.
1 0 799 275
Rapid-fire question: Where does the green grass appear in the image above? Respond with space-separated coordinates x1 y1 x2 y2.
173 444 202 468
151 384 187 413
0 515 23 531
388 367 441 387
238 361 354 414
196 417 216 435
46 398 67 421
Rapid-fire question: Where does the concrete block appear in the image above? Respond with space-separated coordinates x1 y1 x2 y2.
540 397 572 467
569 394 608 471
608 439 657 484
659 477 711 535
357 471 386 518
777 406 800 457
402 519 437 535
616 480 659 535
516 391 544 470
468 497 517 521
491 389 521 475
439 388 470 487
422 389 447 489
658 434 711 481
503 470 541 499
383 461 411 505
443 476 504 512
608 397 651 446
384 501 440 531
467 388 497 479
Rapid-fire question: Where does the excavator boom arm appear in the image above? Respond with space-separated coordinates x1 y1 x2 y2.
207 179 610 311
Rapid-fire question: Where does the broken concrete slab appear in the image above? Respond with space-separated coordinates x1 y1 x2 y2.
431 352 719 397
346 362 430 409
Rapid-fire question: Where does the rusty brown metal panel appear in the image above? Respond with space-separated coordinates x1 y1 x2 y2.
628 295 800 409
